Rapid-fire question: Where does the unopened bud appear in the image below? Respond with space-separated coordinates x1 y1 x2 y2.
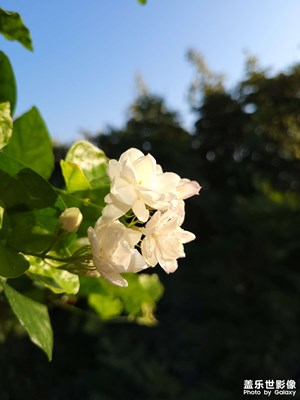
59 207 83 233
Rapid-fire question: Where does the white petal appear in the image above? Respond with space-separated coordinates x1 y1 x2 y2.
156 172 181 192
134 154 156 186
127 250 148 272
101 270 128 287
141 236 158 267
110 178 137 205
132 199 149 222
102 203 130 221
176 228 196 244
107 159 121 180
125 228 142 248
158 258 178 274
88 227 100 257
119 148 144 163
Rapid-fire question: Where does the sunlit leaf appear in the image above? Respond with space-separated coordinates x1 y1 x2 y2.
65 140 109 189
0 52 17 113
0 242 29 278
0 102 12 149
3 107 54 179
28 257 80 295
0 8 33 50
60 160 92 193
1 280 53 360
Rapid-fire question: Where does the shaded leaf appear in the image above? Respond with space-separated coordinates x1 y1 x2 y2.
0 242 29 277
1 280 53 360
3 107 54 179
0 152 65 211
0 52 17 113
0 8 33 50
0 102 12 149
7 208 58 253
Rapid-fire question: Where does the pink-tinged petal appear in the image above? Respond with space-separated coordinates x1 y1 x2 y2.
107 159 121 180
143 210 161 232
177 179 201 200
119 148 144 163
134 154 156 186
132 199 149 222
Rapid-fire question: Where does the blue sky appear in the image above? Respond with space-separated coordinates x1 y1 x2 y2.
1 0 300 143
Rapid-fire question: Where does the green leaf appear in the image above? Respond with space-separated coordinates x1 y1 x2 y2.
28 257 80 294
7 208 58 253
0 102 12 149
0 242 29 277
65 140 109 189
88 293 123 320
80 273 164 325
138 0 147 4
0 152 64 211
0 52 17 113
0 8 33 50
60 160 92 193
1 280 53 360
3 107 54 179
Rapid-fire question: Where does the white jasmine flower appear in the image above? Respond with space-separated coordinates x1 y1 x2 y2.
102 148 181 222
88 218 148 287
141 210 195 273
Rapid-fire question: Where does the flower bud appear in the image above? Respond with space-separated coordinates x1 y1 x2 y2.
59 207 83 233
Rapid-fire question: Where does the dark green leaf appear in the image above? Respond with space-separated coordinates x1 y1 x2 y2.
0 152 64 211
0 51 17 113
0 242 29 277
7 208 58 253
1 280 53 360
3 107 55 179
0 8 33 50
0 102 12 149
